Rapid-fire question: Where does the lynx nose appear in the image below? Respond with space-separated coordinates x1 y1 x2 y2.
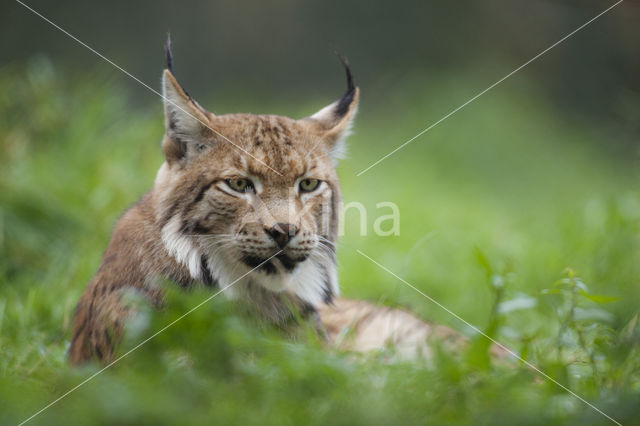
266 223 298 248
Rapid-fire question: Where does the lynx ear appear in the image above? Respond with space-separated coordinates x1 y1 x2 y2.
302 56 359 163
161 39 212 163
162 69 212 163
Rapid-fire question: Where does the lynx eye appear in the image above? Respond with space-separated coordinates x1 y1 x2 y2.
226 178 253 193
299 178 320 192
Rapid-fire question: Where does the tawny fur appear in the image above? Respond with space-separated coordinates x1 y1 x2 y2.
317 299 468 361
69 57 471 366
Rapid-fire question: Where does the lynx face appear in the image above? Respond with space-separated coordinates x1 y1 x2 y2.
155 65 358 306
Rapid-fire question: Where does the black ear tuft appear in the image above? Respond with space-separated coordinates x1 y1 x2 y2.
165 33 174 73
334 52 355 118
335 52 355 93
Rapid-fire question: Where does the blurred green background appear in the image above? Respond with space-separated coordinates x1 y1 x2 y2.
1 0 639 425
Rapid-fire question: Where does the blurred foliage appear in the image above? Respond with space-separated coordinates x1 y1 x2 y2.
2 0 639 155
0 53 639 425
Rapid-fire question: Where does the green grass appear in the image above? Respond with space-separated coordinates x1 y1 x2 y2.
1 57 639 425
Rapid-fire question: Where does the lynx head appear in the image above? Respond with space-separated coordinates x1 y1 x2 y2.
154 43 358 307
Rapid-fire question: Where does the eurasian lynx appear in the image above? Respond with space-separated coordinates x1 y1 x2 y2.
69 41 469 365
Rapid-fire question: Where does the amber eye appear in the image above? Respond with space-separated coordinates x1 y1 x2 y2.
226 178 253 193
299 178 320 192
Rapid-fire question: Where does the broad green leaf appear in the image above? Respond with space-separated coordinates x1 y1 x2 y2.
578 290 619 304
497 295 538 314
574 307 615 323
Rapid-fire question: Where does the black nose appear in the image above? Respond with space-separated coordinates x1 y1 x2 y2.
266 223 298 248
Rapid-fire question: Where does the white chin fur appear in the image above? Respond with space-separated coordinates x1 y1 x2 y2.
161 219 338 306
161 216 203 280
216 253 338 307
